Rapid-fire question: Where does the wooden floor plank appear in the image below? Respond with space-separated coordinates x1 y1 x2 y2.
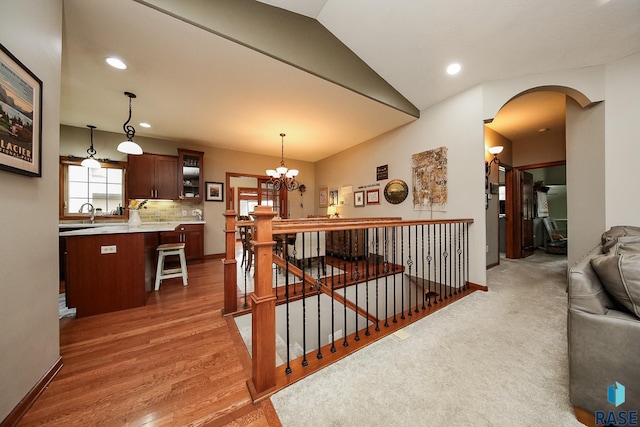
18 256 280 426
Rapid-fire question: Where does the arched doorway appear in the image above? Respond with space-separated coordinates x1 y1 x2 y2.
484 86 604 266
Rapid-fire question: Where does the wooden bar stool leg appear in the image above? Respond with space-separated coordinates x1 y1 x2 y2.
179 249 188 286
154 251 164 291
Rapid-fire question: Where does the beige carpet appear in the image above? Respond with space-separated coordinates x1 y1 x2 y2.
271 250 583 426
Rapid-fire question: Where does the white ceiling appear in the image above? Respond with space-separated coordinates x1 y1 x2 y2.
61 0 640 161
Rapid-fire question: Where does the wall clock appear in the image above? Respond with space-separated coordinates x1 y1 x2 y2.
384 179 408 204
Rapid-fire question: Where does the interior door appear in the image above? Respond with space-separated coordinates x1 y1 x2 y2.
521 171 534 257
258 178 288 218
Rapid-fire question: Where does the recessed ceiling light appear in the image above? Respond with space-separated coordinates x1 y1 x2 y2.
446 63 461 75
106 57 126 70
139 122 151 128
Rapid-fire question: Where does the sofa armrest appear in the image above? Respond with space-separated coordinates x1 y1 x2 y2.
569 246 615 315
568 308 640 415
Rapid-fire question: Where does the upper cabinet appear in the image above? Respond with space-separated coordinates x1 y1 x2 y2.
127 153 178 200
178 149 204 202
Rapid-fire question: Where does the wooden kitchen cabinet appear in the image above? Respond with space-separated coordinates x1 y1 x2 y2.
178 149 204 201
127 153 178 200
159 223 204 262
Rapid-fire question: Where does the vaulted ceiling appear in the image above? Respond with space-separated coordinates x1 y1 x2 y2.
60 0 640 161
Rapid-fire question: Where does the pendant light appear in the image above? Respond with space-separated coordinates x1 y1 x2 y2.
266 133 300 192
81 125 101 169
117 91 143 155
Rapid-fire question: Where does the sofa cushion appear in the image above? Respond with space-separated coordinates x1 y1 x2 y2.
601 225 640 248
606 236 640 255
591 253 640 318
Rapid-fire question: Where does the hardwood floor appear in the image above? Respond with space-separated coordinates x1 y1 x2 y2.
19 256 281 427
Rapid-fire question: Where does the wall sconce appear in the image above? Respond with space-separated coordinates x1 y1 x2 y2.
485 145 503 176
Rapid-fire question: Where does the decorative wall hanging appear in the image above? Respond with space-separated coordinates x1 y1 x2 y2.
366 188 380 205
354 190 365 207
0 44 42 177
319 187 328 208
384 179 408 204
205 181 224 202
412 146 448 211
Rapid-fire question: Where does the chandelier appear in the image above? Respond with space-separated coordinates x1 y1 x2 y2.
266 133 300 191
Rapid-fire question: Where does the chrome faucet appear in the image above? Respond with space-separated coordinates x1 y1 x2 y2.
79 202 95 223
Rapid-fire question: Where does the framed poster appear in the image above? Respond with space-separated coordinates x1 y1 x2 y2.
0 44 42 177
205 181 224 201
354 190 365 207
319 187 328 208
366 189 380 205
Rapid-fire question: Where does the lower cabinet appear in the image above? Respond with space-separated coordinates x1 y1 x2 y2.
159 223 204 262
326 229 366 259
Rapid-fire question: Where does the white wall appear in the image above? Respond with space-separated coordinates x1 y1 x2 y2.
316 87 488 286
0 0 63 420
605 52 640 227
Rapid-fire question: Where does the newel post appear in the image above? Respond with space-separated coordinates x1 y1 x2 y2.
250 205 277 395
223 210 238 315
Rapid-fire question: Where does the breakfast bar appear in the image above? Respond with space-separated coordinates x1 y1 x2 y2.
59 222 205 317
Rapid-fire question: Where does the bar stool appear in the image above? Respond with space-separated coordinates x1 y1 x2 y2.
155 243 188 291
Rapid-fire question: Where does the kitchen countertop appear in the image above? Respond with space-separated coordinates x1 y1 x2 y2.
59 221 206 237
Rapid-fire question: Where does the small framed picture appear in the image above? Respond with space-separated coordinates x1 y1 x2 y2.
366 189 379 205
205 181 224 202
319 187 328 208
354 190 365 207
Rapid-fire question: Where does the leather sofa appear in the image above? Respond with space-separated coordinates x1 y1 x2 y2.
568 226 640 423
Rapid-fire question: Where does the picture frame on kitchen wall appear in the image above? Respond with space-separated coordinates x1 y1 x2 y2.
0 43 43 177
354 190 365 207
205 181 224 202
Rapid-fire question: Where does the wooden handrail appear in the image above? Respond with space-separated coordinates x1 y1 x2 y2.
236 217 474 234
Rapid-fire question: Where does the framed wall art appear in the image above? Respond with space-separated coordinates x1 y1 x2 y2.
0 43 43 177
354 190 365 207
205 181 224 201
319 187 328 208
366 189 380 205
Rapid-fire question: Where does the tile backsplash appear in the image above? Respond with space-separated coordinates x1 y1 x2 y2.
136 200 204 222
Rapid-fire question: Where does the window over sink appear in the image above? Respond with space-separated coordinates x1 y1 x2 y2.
59 157 127 219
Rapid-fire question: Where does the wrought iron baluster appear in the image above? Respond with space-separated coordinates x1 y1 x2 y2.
374 227 380 332
330 251 336 353
301 233 308 367
414 225 419 313
421 224 426 310
342 229 349 348
438 223 443 302
427 224 432 307
285 237 292 375
448 223 453 298
392 226 398 323
354 228 360 342
384 226 390 327
406 225 412 317
364 227 371 337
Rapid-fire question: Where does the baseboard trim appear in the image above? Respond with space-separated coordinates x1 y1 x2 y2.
205 253 224 260
1 357 63 427
467 281 489 292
